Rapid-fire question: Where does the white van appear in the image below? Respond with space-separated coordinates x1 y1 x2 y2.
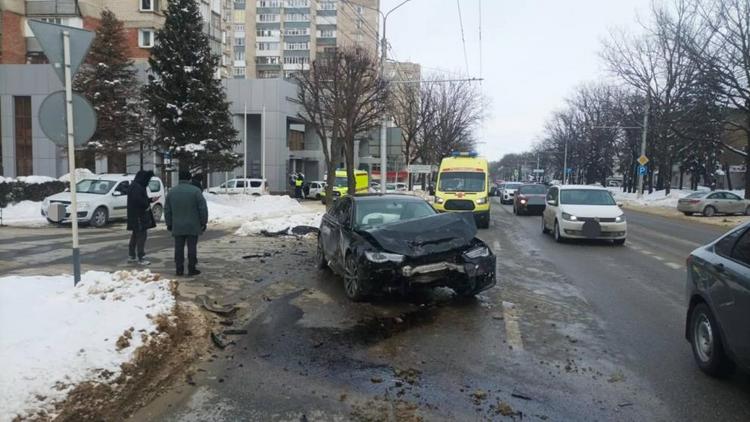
208 178 267 195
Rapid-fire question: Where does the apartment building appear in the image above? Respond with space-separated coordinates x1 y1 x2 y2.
229 0 379 79
0 0 230 76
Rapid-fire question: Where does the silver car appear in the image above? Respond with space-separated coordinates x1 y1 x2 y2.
677 190 750 217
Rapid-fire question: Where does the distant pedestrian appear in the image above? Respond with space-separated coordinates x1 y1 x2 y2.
191 173 203 191
294 174 304 199
127 170 157 265
165 170 208 276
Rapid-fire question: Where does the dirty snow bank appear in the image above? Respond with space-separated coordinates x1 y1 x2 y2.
205 193 323 235
0 270 175 421
0 200 46 227
609 188 746 208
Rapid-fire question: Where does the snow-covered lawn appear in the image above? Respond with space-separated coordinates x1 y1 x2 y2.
608 187 746 208
0 270 175 421
205 193 323 235
0 200 47 227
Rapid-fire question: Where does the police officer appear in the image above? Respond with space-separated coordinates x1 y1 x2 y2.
294 174 304 199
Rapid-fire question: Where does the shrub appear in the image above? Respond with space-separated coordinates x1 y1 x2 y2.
0 180 67 207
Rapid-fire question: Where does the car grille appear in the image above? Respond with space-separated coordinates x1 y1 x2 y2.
577 217 616 223
50 200 71 205
445 199 475 211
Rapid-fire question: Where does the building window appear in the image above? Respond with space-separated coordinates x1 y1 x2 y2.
234 24 245 32
284 27 309 36
234 50 245 61
284 42 309 50
319 1 335 10
257 28 279 37
258 70 281 79
356 19 363 29
234 37 245 46
14 96 33 177
357 5 364 14
234 67 246 77
256 56 280 64
140 0 156 12
256 42 280 50
318 29 335 38
257 0 281 7
285 13 309 22
258 13 280 22
139 28 155 48
234 1 246 10
286 0 309 7
283 56 309 65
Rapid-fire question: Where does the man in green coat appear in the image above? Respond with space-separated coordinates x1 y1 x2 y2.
165 170 208 276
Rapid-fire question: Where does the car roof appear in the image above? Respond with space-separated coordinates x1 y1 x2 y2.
350 194 426 202
555 184 607 190
84 173 162 182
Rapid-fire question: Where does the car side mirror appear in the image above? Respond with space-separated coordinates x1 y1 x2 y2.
113 191 123 197
546 199 556 206
617 202 623 208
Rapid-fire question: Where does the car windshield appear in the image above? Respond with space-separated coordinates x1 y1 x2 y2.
520 185 546 194
355 198 436 229
685 191 707 199
334 177 348 188
505 183 521 190
76 179 116 194
560 189 616 205
439 172 486 192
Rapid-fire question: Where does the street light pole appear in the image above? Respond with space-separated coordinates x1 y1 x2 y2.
637 98 650 198
563 137 568 185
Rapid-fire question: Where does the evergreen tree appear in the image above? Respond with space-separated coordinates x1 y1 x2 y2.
143 0 239 173
73 9 148 173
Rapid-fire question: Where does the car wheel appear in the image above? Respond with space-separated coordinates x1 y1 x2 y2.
151 204 163 222
541 217 550 234
344 254 366 302
554 220 565 243
90 207 108 228
316 236 328 270
315 193 321 200
613 238 626 246
703 206 716 217
690 303 735 377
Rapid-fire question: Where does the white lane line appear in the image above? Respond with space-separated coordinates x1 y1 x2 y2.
502 301 524 352
631 246 685 271
651 255 664 261
666 262 683 270
640 249 653 255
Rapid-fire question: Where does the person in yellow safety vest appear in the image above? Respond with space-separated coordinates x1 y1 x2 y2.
294 175 304 199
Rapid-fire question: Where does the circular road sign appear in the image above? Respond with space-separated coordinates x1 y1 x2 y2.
39 90 96 147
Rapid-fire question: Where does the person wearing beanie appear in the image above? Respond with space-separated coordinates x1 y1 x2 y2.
164 169 208 276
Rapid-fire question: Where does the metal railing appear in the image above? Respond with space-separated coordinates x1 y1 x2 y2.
25 0 79 16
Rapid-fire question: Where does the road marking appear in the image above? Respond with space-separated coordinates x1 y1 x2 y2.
640 249 653 255
502 301 524 352
666 262 683 270
651 255 664 261
630 246 685 271
493 240 500 251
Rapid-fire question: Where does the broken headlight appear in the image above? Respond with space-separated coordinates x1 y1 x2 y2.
463 246 490 259
365 251 405 264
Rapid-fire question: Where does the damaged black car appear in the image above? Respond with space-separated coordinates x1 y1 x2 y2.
316 194 496 301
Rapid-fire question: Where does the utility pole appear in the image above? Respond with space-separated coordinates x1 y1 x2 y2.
563 137 568 185
243 101 247 194
637 98 650 198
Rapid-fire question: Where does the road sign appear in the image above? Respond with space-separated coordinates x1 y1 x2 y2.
39 91 96 146
532 169 545 173
407 164 432 174
637 155 649 166
27 20 94 85
638 165 647 175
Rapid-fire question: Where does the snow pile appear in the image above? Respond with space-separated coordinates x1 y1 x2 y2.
0 200 47 226
609 188 746 208
204 193 323 235
58 168 96 183
0 175 57 184
0 270 175 421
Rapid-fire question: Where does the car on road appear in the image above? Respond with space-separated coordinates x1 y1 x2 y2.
42 173 166 228
208 178 267 195
542 185 626 245
513 184 548 215
316 194 496 301
385 182 407 192
686 221 750 376
677 190 750 217
306 181 327 199
500 182 522 204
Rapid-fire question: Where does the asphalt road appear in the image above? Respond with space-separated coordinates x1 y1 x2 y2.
3 201 749 421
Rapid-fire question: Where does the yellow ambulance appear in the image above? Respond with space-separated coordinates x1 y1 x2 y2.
320 169 369 202
433 152 491 228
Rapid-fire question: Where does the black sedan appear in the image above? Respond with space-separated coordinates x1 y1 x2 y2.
316 194 497 301
513 184 547 215
686 221 750 376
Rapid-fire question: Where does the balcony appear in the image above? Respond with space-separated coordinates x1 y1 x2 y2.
25 0 79 16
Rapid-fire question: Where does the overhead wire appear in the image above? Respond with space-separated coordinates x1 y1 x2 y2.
456 0 470 76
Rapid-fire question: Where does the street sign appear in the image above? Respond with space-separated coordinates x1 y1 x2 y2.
27 20 94 85
637 155 649 166
407 164 432 174
39 91 96 146
729 165 746 173
533 169 545 173
638 165 647 175
565 168 573 174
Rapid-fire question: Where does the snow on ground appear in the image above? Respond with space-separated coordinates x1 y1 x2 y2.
0 270 175 421
58 168 96 183
205 193 323 235
0 175 58 184
1 200 46 227
608 187 746 208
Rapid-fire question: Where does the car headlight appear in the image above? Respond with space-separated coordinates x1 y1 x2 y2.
615 214 625 223
464 246 490 259
562 212 577 221
76 202 90 210
435 197 445 204
365 251 405 264
476 197 487 204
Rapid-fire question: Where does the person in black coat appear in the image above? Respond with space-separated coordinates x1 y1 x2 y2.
191 173 203 191
127 170 155 265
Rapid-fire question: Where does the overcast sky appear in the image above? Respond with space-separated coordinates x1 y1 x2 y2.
379 0 653 161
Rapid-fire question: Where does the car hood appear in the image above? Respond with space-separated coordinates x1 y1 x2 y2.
560 204 623 218
359 212 477 258
46 192 107 203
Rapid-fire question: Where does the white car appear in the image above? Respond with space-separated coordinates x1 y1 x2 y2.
306 181 327 199
42 173 166 228
385 182 407 192
542 185 626 245
208 178 267 195
501 182 522 204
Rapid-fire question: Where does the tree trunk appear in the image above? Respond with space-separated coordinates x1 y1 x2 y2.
679 169 684 190
745 125 750 198
665 159 672 196
725 162 733 191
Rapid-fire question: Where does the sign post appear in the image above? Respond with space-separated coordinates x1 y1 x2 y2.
29 20 94 286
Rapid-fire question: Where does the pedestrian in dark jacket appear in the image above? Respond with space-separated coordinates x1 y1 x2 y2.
127 170 156 265
165 170 209 276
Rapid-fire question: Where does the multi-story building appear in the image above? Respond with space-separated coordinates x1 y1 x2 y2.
229 0 379 79
1 0 230 76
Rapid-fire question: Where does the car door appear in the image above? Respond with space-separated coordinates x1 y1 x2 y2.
724 192 744 214
543 187 558 228
706 228 745 355
706 192 724 213
726 228 750 363
112 181 130 218
321 198 347 271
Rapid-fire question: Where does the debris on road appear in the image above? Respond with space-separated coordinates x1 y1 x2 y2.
211 331 230 349
511 390 533 401
223 329 248 335
608 371 626 383
371 376 384 383
197 295 237 316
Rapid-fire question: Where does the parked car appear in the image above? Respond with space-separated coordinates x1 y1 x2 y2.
542 185 626 245
513 184 548 215
208 178 267 195
316 194 497 301
686 221 750 376
42 173 166 228
386 182 407 192
500 182 522 204
306 181 327 199
677 190 750 217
